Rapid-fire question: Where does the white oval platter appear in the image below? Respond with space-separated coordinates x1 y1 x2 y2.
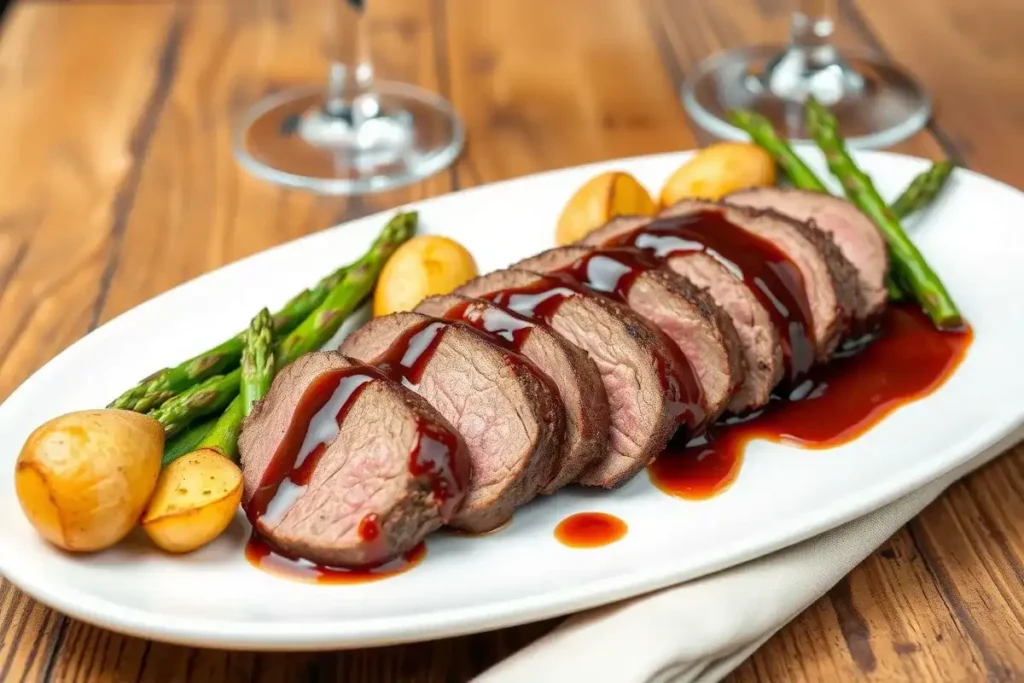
1 149 1023 650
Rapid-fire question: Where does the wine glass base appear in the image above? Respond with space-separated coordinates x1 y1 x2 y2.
682 45 931 149
235 81 464 195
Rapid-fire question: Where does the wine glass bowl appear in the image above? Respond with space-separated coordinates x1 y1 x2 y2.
682 3 932 149
234 0 464 195
235 83 464 195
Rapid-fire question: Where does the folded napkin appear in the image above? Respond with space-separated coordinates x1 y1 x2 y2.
475 429 1022 683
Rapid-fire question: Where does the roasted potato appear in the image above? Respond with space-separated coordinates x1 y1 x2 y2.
555 171 656 245
14 409 163 552
660 142 776 206
141 447 243 554
373 235 478 317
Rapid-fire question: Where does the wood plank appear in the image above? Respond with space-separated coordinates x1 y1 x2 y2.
852 0 1024 185
0 3 179 680
730 451 1024 682
445 0 698 185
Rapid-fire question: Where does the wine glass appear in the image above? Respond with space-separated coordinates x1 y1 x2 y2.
682 0 931 149
235 0 464 195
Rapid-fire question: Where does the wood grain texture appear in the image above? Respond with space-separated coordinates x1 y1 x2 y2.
0 0 1022 681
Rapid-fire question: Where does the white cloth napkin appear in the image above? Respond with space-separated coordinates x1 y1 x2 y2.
475 428 1023 683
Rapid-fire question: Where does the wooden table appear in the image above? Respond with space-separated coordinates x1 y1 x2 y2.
1 0 1022 680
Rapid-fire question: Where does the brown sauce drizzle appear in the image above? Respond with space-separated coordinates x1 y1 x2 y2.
407 417 464 515
483 276 583 326
649 305 973 499
443 299 537 351
608 210 816 383
481 272 703 429
554 512 628 548
373 319 449 389
438 302 568 421
550 247 665 302
245 367 378 527
547 247 706 427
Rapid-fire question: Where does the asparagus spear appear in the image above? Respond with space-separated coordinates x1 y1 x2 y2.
241 308 275 415
111 211 416 413
891 161 955 219
186 309 278 462
191 398 244 460
804 97 962 329
150 211 419 440
148 368 241 437
276 211 418 364
728 109 829 192
108 263 351 413
730 109 954 218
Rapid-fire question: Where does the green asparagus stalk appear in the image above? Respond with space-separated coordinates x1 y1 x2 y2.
891 161 955 219
108 263 351 413
149 211 418 442
804 97 962 329
241 308 275 415
728 109 829 192
148 368 241 437
189 397 244 462
161 417 217 468
185 309 278 463
276 211 418 365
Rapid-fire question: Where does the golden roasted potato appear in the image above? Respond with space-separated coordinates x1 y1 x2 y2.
141 447 243 554
15 409 163 552
555 171 656 245
373 235 478 317
660 142 776 206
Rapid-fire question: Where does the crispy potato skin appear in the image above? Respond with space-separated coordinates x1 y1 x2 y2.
555 171 655 245
373 235 479 317
660 143 776 205
14 409 163 552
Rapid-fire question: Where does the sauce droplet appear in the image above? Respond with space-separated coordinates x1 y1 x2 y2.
554 512 628 548
358 513 381 542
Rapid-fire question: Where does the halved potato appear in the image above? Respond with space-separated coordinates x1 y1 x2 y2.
556 171 656 245
141 447 243 554
660 142 776 206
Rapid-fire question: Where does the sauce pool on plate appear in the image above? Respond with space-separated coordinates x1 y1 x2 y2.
246 535 426 584
554 512 628 548
649 305 974 500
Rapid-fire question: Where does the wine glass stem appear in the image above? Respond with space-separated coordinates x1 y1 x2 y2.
325 0 376 119
791 0 837 51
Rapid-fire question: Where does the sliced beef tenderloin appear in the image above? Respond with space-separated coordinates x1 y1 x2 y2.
512 246 744 421
456 268 700 488
340 312 566 533
239 352 470 568
415 293 609 494
581 216 783 413
661 199 861 362
727 187 888 322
